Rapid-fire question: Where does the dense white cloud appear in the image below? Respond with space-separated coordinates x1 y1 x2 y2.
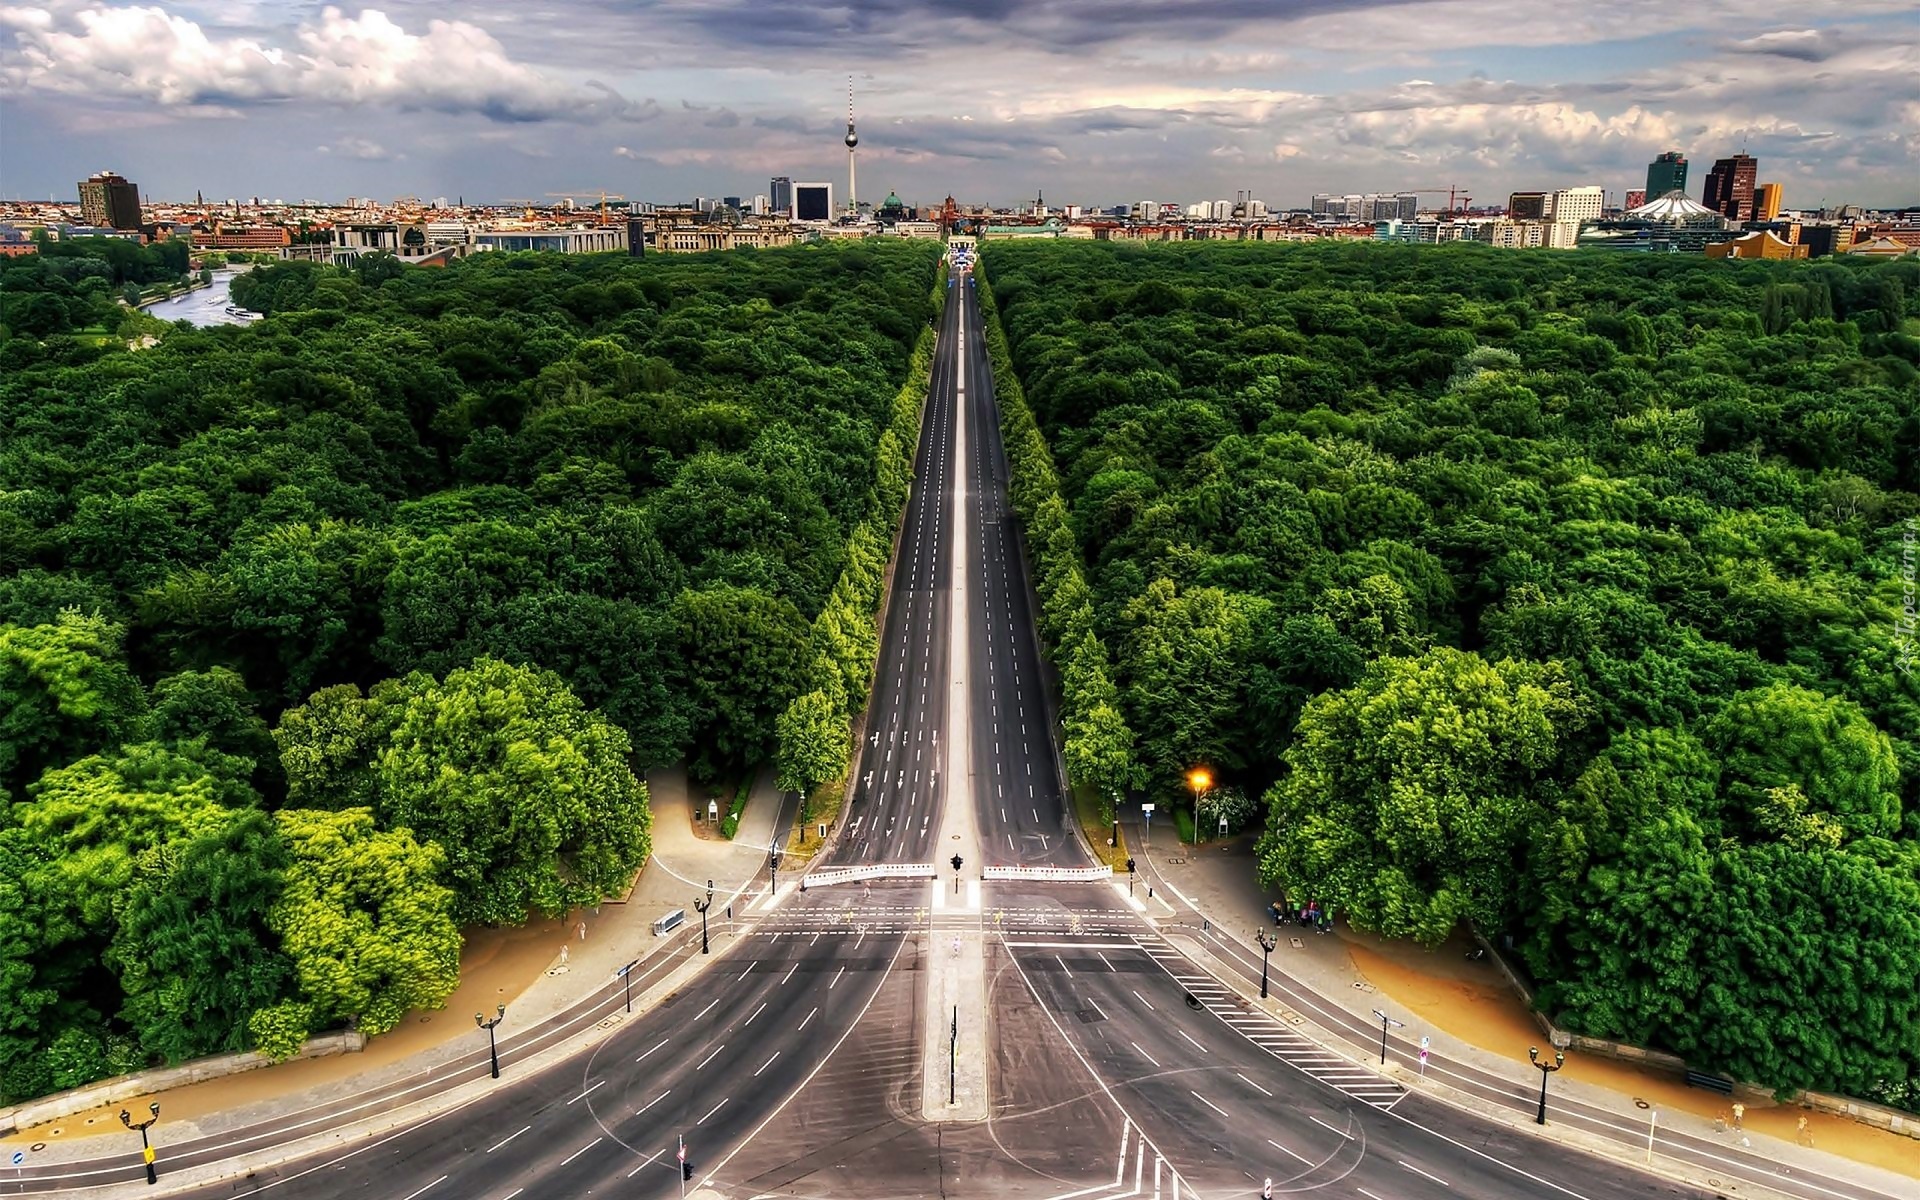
0 3 621 119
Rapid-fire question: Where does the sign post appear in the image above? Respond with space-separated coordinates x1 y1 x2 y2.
1141 803 1155 849
1418 1035 1431 1079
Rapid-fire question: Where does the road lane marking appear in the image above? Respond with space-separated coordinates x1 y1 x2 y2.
398 1176 447 1200
635 1037 668 1064
1267 1137 1313 1166
1236 1073 1274 1097
1178 1030 1208 1053
1132 989 1157 1010
485 1126 531 1154
780 963 798 985
695 1044 725 1070
565 1080 605 1104
559 1138 602 1167
1131 1042 1160 1067
637 1091 670 1115
694 997 721 1020
754 1051 781 1077
1191 1091 1230 1118
830 966 846 989
1309 1115 1354 1139
626 1148 668 1178
1400 1160 1450 1186
744 1001 768 1026
800 1006 819 1029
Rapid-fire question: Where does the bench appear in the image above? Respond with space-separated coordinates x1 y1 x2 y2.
1685 1070 1735 1095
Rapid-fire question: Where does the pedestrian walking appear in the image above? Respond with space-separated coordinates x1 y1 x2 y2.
1731 1102 1744 1130
578 920 588 941
1796 1114 1811 1145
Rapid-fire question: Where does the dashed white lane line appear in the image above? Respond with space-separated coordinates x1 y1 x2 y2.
398 1175 448 1200
1178 1030 1208 1053
625 1148 668 1178
695 1043 725 1070
565 1080 604 1105
636 1090 671 1115
1309 1114 1354 1140
1400 1160 1451 1187
1132 1042 1161 1067
485 1125 531 1154
754 1051 781 1077
1237 1073 1274 1097
1191 1091 1230 1118
1267 1137 1316 1166
559 1138 602 1167
744 1001 768 1025
635 1037 668 1063
698 1098 729 1124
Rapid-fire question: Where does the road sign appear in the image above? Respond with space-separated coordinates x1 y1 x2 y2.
10 1151 24 1166
142 1148 155 1164
1140 803 1155 814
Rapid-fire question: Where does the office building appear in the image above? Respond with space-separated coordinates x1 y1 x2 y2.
770 177 793 216
793 182 834 222
1756 182 1783 221
1703 154 1758 222
1550 186 1605 225
77 170 142 230
1645 151 1688 200
1508 192 1549 220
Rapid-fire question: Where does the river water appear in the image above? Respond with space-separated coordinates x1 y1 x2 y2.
151 268 259 327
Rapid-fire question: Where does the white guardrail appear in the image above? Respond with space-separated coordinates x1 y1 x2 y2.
981 865 1115 882
803 863 938 887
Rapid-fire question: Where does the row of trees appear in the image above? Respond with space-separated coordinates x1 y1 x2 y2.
982 240 1920 1104
971 271 1138 821
1 240 941 1102
774 287 943 811
0 236 192 339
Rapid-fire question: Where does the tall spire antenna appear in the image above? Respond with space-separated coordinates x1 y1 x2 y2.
845 75 859 221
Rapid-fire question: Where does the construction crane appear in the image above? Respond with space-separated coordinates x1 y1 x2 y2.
1405 187 1474 216
546 191 628 222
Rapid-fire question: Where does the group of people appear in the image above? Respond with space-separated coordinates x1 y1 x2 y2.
1272 900 1334 933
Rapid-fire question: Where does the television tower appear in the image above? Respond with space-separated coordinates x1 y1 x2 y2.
845 75 859 220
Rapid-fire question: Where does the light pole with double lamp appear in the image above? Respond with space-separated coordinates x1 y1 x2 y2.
1530 1045 1566 1124
476 1004 506 1079
1186 768 1212 847
119 1102 160 1185
1255 931 1278 999
695 878 715 954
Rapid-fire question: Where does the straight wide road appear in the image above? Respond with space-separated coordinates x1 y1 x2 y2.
952 269 1084 868
830 265 966 867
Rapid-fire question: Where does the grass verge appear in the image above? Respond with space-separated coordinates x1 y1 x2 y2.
1073 782 1129 870
781 777 846 865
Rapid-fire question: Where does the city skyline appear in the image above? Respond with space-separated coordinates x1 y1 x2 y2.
1 3 1916 210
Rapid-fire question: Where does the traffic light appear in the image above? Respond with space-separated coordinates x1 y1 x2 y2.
950 854 963 872
1125 858 1136 874
683 1160 695 1181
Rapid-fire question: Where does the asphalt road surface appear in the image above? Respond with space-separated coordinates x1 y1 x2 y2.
829 266 965 867
954 270 1086 869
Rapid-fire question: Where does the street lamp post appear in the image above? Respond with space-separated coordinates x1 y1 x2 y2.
694 879 714 954
475 1004 506 1079
1186 769 1212 847
119 1102 159 1185
1370 1008 1405 1066
1255 931 1278 1000
1529 1045 1566 1125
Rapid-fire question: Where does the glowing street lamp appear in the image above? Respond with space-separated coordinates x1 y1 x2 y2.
1186 769 1212 847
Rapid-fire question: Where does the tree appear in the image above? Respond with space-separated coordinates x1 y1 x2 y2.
269 807 460 1037
672 586 812 778
0 613 147 798
374 658 652 925
1121 578 1257 786
775 689 850 819
108 809 296 1064
1255 649 1588 944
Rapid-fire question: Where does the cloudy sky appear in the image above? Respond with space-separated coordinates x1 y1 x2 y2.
2 1 1915 210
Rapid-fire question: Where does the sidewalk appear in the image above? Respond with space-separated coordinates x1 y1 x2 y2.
1123 811 1920 1192
3 765 790 1159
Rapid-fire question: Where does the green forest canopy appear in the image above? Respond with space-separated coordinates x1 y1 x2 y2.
982 239 1920 1106
0 239 941 1103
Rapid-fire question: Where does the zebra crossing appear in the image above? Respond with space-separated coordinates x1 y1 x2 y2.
1138 941 1407 1111
752 903 1146 939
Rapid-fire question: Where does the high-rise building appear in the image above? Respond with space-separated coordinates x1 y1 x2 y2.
769 177 793 216
1645 151 1687 200
1702 154 1758 222
1756 182 1783 220
77 170 142 230
1508 191 1549 220
1550 186 1605 225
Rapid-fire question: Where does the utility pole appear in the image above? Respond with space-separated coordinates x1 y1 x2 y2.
949 1006 958 1105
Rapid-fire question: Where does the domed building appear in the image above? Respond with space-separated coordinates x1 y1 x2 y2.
1577 189 1738 253
877 190 907 226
